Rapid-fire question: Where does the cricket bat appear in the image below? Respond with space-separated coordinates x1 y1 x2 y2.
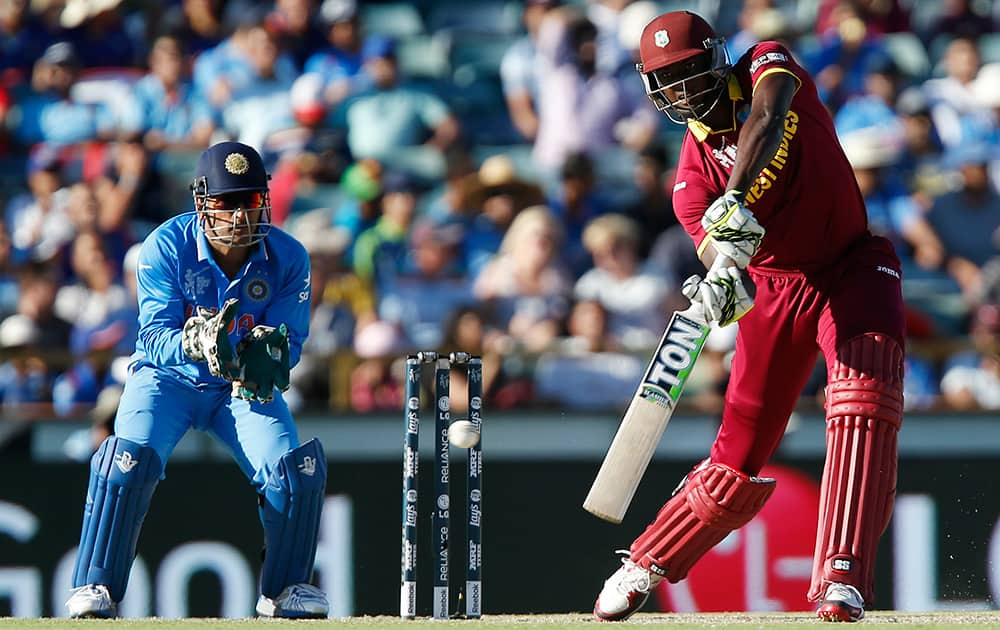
583 307 711 523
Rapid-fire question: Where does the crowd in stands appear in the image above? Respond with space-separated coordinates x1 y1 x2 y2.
1 0 1000 424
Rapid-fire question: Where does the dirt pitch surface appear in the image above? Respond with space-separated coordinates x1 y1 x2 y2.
4 612 1000 630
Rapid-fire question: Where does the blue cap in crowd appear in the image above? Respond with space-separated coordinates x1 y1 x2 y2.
943 142 998 170
362 35 396 61
193 141 269 194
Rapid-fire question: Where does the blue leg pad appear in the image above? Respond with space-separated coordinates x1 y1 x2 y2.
259 438 327 598
72 436 162 602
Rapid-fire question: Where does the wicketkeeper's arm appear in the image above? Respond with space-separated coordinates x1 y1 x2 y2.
259 241 312 368
135 238 196 367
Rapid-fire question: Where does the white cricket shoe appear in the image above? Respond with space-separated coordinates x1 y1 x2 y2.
256 583 329 619
817 583 865 622
66 584 117 618
593 551 663 621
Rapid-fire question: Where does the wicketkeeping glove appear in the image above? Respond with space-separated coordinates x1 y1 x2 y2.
231 323 290 403
701 190 765 269
182 297 241 380
682 260 754 327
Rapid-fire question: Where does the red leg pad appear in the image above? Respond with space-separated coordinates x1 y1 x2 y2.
809 333 904 604
630 461 776 582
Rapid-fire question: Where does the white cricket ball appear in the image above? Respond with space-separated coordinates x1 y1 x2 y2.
448 419 480 448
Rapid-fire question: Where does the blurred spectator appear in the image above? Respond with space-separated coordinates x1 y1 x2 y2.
158 0 226 58
377 220 470 350
6 145 73 264
459 155 546 275
803 2 892 112
815 0 910 36
192 9 297 112
927 144 1000 300
1 0 54 80
333 158 383 255
439 305 506 413
646 224 712 314
620 144 677 259
285 224 370 410
262 72 351 197
348 352 402 413
0 218 19 317
474 205 572 354
113 241 140 354
220 23 296 150
574 213 669 350
532 6 657 171
923 37 986 148
15 262 71 351
63 382 121 461
903 354 941 411
970 62 1000 189
92 140 160 239
54 230 130 356
126 34 214 153
940 302 1000 409
56 181 121 281
0 313 51 410
351 171 418 285
894 87 948 203
926 0 996 44
305 0 369 108
725 0 788 61
840 128 945 271
60 0 138 68
500 0 561 142
266 0 326 71
534 298 644 410
585 0 630 75
548 152 610 276
422 148 478 222
12 42 119 145
834 53 907 135
343 35 461 177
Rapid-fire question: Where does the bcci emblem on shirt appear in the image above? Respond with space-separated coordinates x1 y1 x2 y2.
246 277 270 301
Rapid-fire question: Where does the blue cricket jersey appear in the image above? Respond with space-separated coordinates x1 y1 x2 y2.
131 213 311 388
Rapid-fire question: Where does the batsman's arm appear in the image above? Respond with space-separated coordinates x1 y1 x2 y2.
260 238 311 368
725 70 798 195
135 236 191 367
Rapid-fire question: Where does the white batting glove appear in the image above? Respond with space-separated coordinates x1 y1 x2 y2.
701 191 765 269
681 260 754 327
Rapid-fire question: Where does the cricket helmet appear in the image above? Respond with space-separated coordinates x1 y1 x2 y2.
636 11 731 124
191 141 272 247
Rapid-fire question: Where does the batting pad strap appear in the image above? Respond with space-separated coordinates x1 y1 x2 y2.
630 461 775 582
809 334 903 605
73 436 163 602
260 438 327 598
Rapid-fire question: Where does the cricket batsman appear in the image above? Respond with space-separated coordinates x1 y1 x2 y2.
66 142 329 618
593 12 904 622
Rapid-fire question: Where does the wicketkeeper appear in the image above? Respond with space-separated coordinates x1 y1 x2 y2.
593 11 904 623
67 142 329 618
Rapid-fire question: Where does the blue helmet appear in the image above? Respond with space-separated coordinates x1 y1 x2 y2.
191 141 272 248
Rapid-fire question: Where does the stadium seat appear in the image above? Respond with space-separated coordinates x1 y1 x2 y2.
884 32 931 81
447 33 518 76
978 33 1000 65
398 34 451 79
360 3 424 39
425 1 521 36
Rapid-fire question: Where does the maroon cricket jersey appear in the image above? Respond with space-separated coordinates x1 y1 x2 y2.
672 42 869 272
